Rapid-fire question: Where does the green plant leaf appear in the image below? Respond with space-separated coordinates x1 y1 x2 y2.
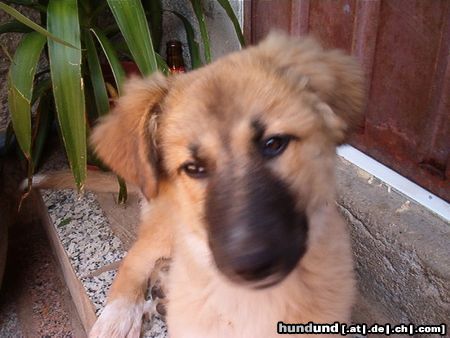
107 0 157 75
89 1 108 19
84 30 109 116
31 76 51 104
7 32 46 162
142 0 162 52
0 20 32 34
83 73 99 123
90 27 125 94
111 40 132 59
32 92 53 169
170 10 202 69
47 0 86 190
189 0 211 63
155 53 169 75
0 2 78 49
117 176 127 204
102 23 120 38
78 0 92 16
216 0 245 47
89 25 129 203
0 43 14 63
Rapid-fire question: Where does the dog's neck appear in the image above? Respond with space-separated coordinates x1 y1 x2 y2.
169 202 353 334
174 201 343 289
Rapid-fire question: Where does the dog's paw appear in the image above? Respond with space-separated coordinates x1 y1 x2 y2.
147 257 171 319
89 298 144 338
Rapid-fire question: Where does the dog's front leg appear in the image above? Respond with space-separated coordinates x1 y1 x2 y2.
90 220 173 338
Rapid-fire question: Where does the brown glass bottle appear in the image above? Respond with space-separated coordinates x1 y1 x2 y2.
166 40 186 74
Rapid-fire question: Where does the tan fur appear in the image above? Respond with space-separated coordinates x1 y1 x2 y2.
85 32 364 337
90 73 169 200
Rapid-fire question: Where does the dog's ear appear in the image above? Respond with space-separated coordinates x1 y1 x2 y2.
256 31 365 143
91 73 168 200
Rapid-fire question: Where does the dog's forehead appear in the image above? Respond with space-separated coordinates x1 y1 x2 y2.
171 62 314 125
160 58 320 167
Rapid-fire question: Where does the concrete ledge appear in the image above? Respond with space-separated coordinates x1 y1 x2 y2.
337 157 450 326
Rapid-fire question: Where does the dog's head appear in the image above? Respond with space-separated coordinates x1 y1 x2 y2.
92 32 364 288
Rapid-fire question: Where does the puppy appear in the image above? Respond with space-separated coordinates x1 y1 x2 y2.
84 32 364 337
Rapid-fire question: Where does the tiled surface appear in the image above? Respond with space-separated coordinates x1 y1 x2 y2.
143 316 168 338
81 270 118 315
42 190 125 279
42 189 168 337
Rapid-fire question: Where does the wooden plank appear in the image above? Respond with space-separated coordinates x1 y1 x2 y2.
290 0 310 36
34 190 96 336
351 0 381 97
94 192 140 251
243 0 252 44
251 0 293 43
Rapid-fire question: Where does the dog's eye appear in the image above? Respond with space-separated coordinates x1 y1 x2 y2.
260 136 291 158
182 162 208 179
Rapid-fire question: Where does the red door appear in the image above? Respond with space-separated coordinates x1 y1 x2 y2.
245 0 450 202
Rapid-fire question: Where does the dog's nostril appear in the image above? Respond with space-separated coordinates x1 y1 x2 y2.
233 254 278 281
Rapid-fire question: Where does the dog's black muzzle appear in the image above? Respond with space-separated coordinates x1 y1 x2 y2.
205 165 308 288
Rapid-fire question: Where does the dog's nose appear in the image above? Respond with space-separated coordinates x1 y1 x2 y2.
232 250 280 282
206 165 309 287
